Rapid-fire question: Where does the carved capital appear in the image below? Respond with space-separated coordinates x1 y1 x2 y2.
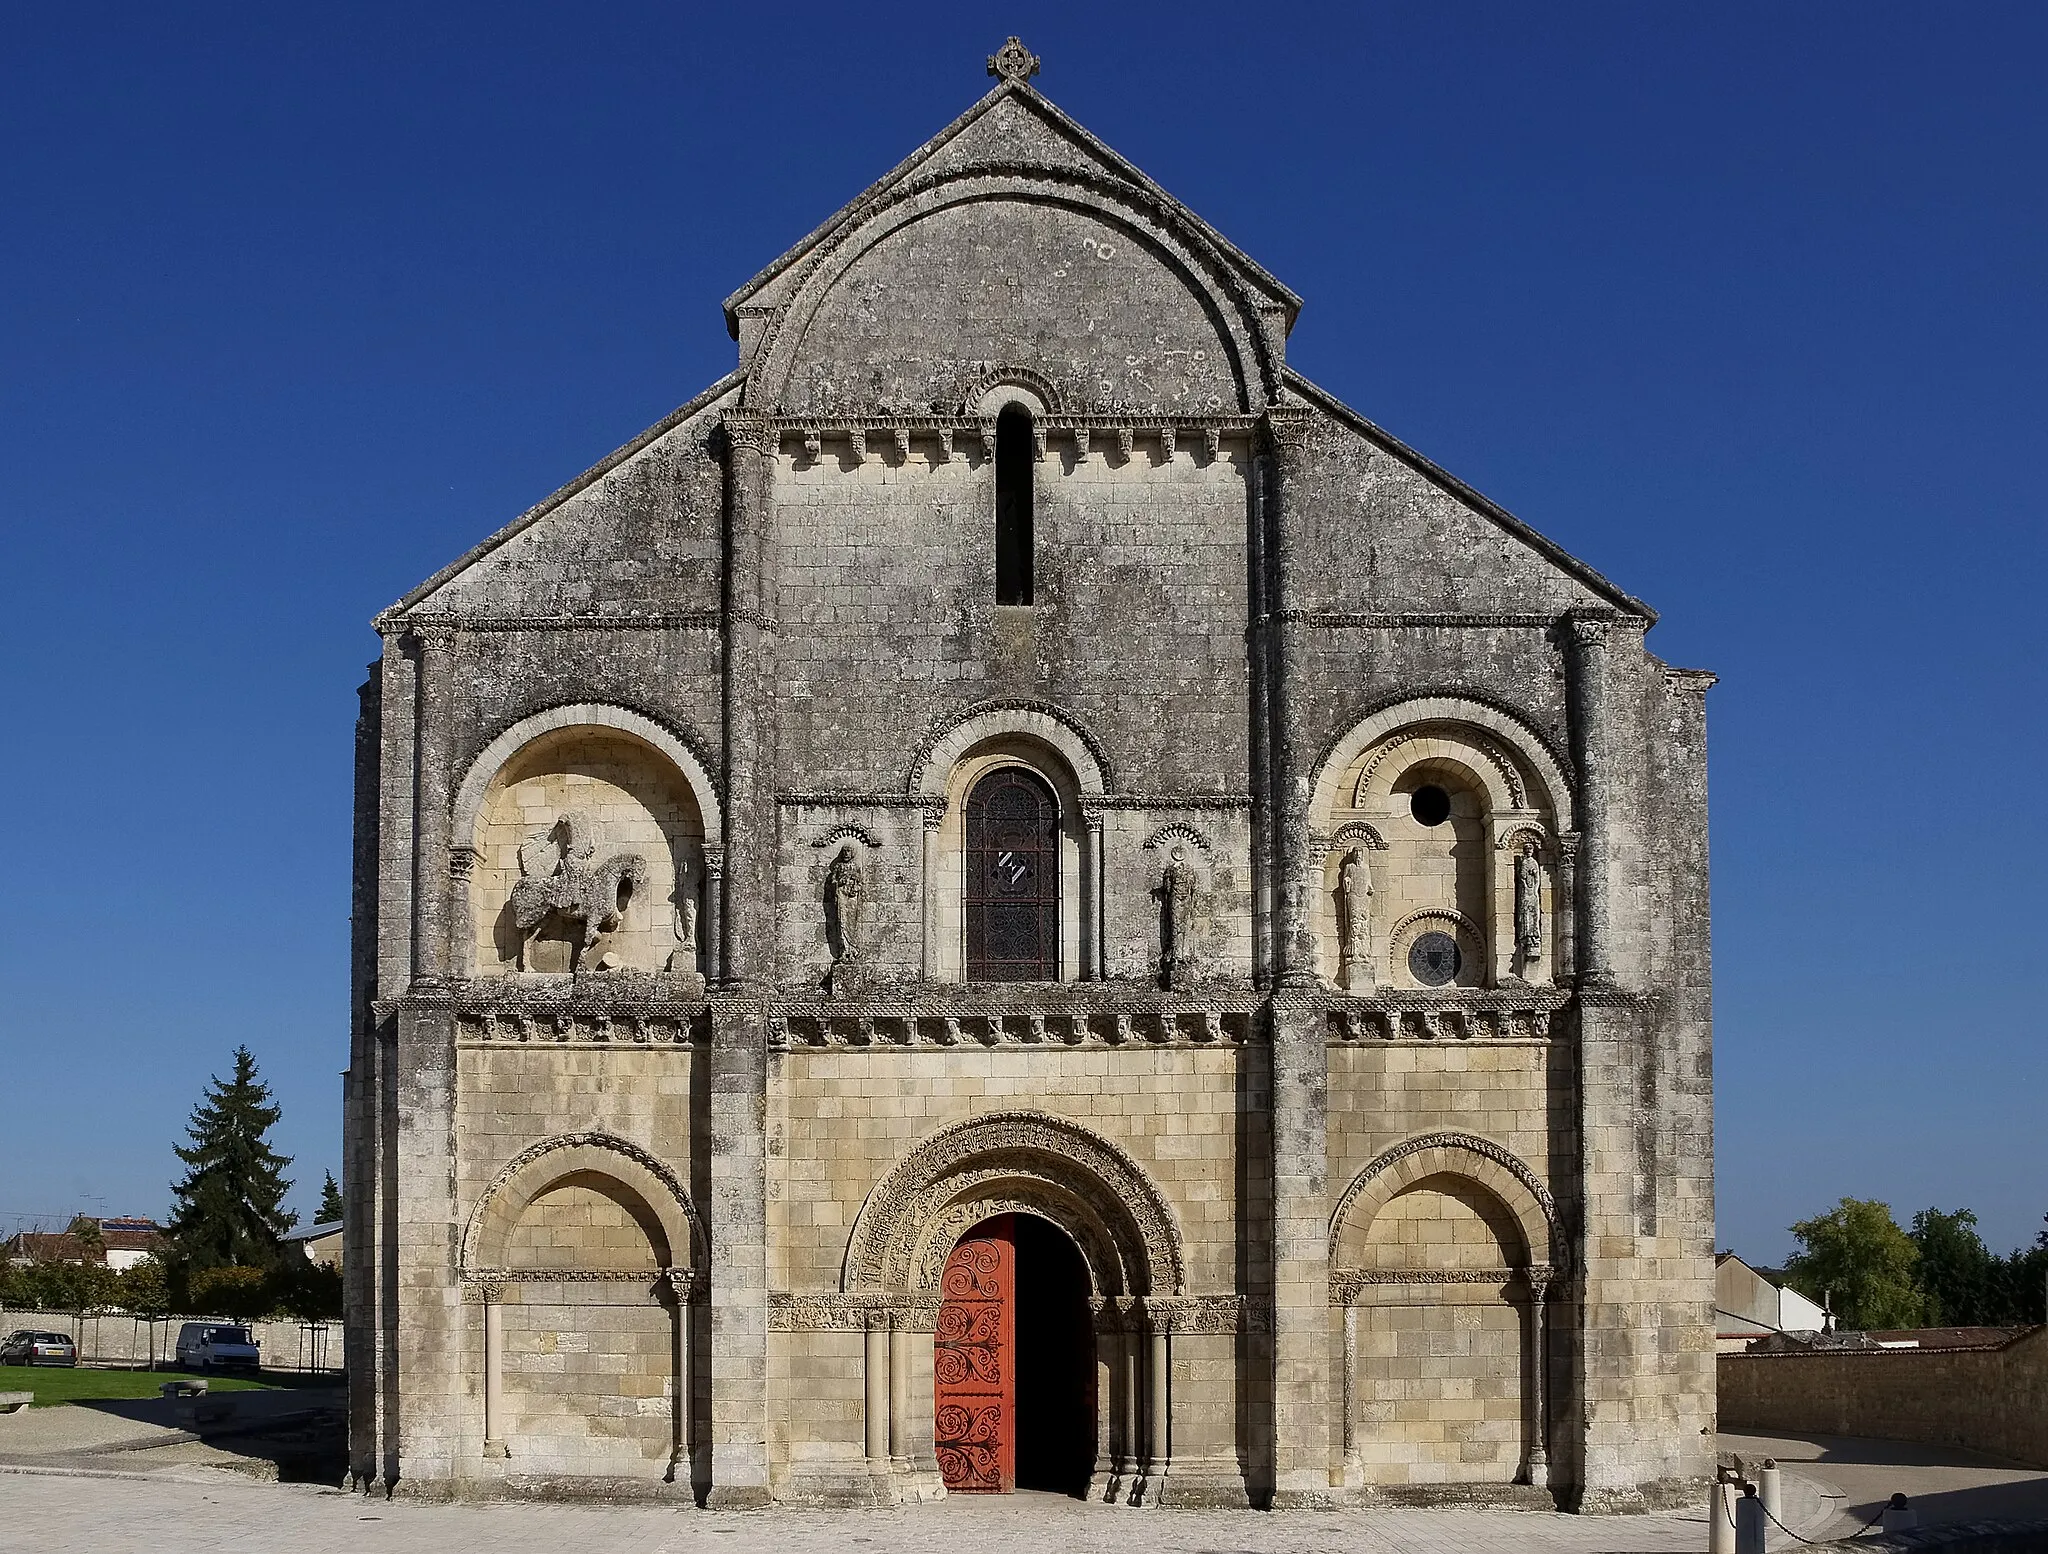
410 621 460 653
1564 611 1612 651
1261 403 1316 455
448 844 481 881
700 843 726 880
922 803 947 833
723 414 772 456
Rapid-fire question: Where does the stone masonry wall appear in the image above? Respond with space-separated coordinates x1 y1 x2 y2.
1720 1332 2048 1470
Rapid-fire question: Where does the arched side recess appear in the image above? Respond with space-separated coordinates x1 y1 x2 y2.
1308 696 1571 835
452 702 724 846
843 1111 1184 1297
1328 1131 1555 1271
749 173 1276 413
463 1131 705 1275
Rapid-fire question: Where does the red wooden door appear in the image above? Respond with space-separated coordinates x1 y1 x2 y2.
933 1215 1015 1492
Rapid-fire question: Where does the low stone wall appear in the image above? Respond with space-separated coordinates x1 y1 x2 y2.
0 1306 343 1372
1719 1328 2048 1470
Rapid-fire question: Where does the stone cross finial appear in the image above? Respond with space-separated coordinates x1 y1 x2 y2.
987 37 1040 83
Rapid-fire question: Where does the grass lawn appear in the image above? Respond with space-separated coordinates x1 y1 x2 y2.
0 1364 308 1407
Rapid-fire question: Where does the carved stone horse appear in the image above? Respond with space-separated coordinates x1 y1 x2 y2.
509 813 650 971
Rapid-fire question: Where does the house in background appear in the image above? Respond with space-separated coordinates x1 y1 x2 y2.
1 1217 166 1272
1717 1251 1829 1351
286 1221 343 1269
96 1217 167 1272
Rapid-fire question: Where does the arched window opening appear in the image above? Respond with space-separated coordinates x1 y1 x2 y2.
964 767 1059 980
994 405 1034 605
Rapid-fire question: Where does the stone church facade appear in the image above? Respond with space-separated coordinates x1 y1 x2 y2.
345 41 1716 1511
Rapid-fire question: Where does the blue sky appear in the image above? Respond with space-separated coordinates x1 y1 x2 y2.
2 3 2042 1262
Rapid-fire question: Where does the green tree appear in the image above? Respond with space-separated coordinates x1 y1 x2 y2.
188 1264 274 1322
1784 1198 1927 1331
66 1215 105 1254
117 1257 171 1319
166 1046 296 1271
1910 1207 1999 1326
317 1171 344 1226
271 1258 343 1323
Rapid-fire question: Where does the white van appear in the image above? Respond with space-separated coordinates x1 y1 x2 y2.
174 1322 261 1372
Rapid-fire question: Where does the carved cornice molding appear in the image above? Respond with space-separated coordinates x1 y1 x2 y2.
768 1291 895 1331
396 611 720 634
1330 1267 1539 1303
1287 611 1564 630
779 792 931 809
1328 998 1561 1044
772 1004 1257 1050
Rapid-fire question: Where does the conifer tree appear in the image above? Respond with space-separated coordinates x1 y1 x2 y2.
318 1170 344 1225
167 1046 297 1270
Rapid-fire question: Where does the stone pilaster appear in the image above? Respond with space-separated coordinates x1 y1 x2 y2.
1258 404 1334 1506
721 415 777 987
1260 404 1320 988
409 623 459 984
1266 998 1332 1505
1563 612 1614 986
705 997 772 1506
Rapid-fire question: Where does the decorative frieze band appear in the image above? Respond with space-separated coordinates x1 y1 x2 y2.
1320 989 1570 1045
771 1006 1258 1050
769 1290 1265 1333
1330 1265 1552 1303
758 413 1259 467
394 611 720 633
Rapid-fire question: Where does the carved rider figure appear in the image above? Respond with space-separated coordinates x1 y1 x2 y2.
1336 844 1372 989
824 842 867 963
509 811 649 972
1162 846 1198 989
1515 845 1544 964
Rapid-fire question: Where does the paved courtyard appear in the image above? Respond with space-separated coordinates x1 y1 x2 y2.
0 1471 1717 1554
3 1412 2045 1554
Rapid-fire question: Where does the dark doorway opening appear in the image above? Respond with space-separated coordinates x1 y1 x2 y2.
1013 1213 1095 1496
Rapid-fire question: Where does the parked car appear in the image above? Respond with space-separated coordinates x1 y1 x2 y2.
0 1329 78 1366
173 1322 260 1372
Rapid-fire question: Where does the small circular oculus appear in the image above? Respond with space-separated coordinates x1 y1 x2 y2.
1409 784 1452 827
1408 930 1462 987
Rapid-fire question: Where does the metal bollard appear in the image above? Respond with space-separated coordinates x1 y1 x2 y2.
1708 1472 1738 1554
1882 1492 1918 1532
1759 1458 1781 1526
1735 1484 1767 1554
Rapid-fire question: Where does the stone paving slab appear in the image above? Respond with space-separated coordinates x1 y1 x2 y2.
0 1472 1710 1554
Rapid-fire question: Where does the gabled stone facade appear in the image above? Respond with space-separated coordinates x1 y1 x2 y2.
346 40 1716 1511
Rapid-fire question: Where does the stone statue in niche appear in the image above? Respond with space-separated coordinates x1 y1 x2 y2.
823 842 870 997
509 811 649 972
1336 844 1373 990
665 855 699 975
1515 846 1544 964
1159 846 1200 991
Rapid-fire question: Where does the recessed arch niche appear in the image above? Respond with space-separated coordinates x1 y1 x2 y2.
468 724 707 976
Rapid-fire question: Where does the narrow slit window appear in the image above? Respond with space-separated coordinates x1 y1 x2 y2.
994 405 1034 605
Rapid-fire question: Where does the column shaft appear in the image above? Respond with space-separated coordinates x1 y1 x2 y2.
887 1314 910 1466
1147 1322 1170 1472
865 1318 889 1462
482 1297 506 1458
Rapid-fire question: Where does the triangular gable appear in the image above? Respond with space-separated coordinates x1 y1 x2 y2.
1283 368 1656 623
376 370 743 625
722 78 1301 339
